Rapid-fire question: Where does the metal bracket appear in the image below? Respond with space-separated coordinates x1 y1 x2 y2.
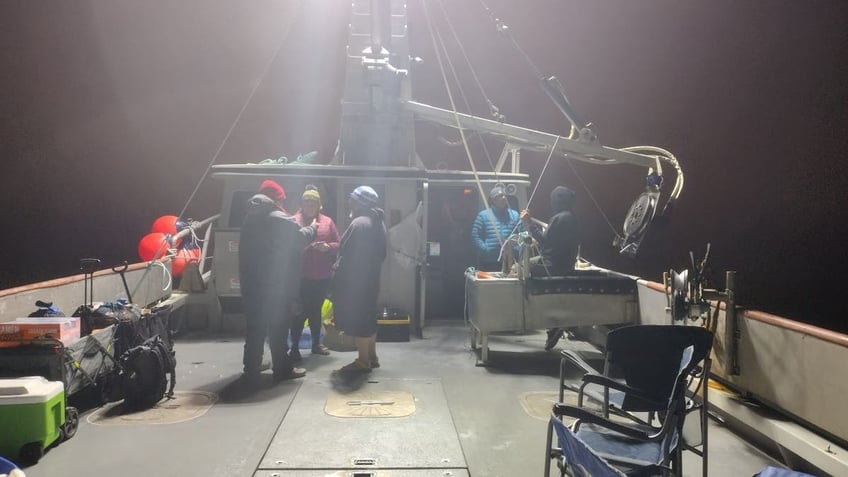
495 143 522 173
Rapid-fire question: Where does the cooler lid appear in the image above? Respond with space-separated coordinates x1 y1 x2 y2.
0 376 64 404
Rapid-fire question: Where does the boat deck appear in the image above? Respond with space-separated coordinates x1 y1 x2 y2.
22 322 780 476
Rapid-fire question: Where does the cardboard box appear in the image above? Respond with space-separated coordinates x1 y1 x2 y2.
0 317 81 346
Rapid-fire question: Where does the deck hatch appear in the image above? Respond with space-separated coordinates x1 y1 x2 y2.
326 389 415 418
87 391 217 425
258 379 467 472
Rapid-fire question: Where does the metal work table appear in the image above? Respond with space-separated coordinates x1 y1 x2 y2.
465 268 639 363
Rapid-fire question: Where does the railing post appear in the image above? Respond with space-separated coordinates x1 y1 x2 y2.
726 271 740 375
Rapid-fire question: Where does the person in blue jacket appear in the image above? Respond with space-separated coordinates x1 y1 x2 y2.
471 184 522 272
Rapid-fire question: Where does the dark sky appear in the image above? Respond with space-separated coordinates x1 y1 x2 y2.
2 1 847 332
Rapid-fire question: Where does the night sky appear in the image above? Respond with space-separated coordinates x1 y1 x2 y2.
2 1 847 332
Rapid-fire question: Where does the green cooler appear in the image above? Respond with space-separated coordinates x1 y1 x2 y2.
0 376 65 462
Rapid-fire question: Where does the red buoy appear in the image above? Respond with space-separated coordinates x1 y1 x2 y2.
171 247 201 277
138 232 171 261
151 215 185 248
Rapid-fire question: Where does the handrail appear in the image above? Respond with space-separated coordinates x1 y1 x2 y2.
0 262 155 299
641 279 848 349
0 214 221 299
744 309 848 349
172 214 220 244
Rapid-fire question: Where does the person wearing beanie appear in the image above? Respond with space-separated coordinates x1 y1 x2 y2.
290 185 340 359
349 185 379 212
520 185 580 350
471 184 522 271
238 179 317 388
259 179 287 209
332 185 387 374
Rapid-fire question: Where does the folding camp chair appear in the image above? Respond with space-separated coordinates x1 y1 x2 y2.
545 344 696 476
548 416 674 477
548 325 712 475
556 325 713 476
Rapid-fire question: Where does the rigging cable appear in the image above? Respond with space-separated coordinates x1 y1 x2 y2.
175 20 292 223
436 0 504 123
421 0 503 249
428 0 588 264
474 0 682 229
475 0 543 80
496 134 560 264
430 0 498 173
478 0 581 140
563 154 619 236
134 3 297 290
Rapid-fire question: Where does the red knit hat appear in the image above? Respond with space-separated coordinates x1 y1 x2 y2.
259 180 286 201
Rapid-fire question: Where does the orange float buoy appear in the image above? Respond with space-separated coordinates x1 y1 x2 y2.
151 215 184 248
138 232 171 261
171 247 201 277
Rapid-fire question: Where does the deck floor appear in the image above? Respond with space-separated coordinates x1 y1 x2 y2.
21 322 780 476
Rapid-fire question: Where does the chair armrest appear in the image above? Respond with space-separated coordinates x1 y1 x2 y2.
581 374 666 409
560 349 597 375
552 404 650 441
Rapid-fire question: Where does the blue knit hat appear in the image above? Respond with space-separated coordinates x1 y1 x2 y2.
489 184 506 200
351 185 379 207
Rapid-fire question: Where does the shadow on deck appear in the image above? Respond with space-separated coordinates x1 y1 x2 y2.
22 322 779 476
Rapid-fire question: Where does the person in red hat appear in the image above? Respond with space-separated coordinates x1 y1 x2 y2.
238 179 317 388
259 179 288 211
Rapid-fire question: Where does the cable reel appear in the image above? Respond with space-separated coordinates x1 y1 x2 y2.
614 190 659 257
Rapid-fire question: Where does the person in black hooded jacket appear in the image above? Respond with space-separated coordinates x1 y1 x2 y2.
520 185 580 349
521 185 579 276
239 179 317 386
332 185 388 374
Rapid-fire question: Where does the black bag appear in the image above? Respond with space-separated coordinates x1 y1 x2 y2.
28 300 65 317
73 301 140 337
119 335 176 410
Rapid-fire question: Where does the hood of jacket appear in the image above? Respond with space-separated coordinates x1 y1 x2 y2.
550 186 575 214
353 206 385 223
246 193 284 216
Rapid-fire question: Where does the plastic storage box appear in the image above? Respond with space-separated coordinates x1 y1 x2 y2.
0 376 65 462
0 318 81 347
376 309 411 342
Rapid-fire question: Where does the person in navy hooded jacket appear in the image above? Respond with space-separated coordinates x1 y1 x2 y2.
521 185 580 350
332 185 388 374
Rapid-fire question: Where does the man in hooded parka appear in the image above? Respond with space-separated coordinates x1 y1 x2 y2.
521 185 579 277
332 185 388 374
520 185 580 349
239 179 316 385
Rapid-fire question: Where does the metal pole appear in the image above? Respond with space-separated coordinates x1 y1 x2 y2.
726 271 740 375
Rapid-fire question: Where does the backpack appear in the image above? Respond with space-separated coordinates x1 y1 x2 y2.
119 335 176 410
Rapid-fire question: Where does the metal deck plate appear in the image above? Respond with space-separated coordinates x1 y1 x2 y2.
325 389 416 418
255 470 469 477
87 391 217 426
518 390 590 423
259 378 467 473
